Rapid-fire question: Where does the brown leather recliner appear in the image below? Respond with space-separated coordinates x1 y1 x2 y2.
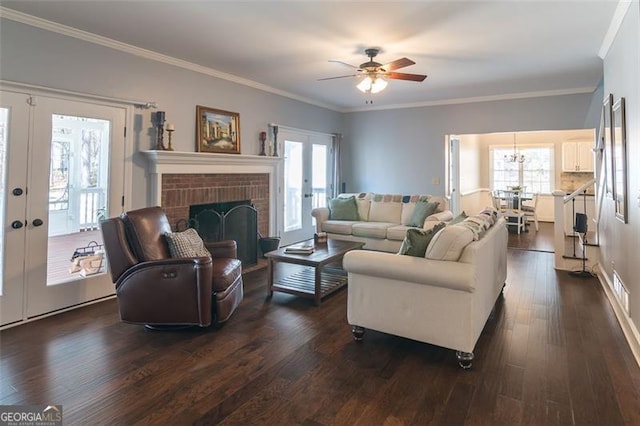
100 206 243 327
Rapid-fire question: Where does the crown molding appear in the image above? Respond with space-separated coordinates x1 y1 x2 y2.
344 87 597 113
598 0 633 59
0 6 604 115
0 7 341 112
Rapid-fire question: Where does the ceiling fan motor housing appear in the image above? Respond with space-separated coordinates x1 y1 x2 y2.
361 48 382 70
364 48 380 58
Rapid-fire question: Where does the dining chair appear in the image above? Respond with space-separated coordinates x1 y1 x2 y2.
490 190 506 212
502 190 526 234
521 193 539 231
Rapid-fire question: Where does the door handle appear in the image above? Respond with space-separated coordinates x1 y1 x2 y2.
11 220 24 229
12 187 23 196
32 218 44 227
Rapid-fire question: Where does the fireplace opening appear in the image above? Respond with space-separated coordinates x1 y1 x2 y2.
189 200 258 266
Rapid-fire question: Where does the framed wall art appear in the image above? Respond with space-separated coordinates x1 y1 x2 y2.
612 97 628 223
196 105 241 154
602 93 614 197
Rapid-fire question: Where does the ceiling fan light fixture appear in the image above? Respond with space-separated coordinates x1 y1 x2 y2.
357 75 387 94
371 77 387 93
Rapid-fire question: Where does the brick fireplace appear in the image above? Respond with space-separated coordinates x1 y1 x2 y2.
142 150 281 237
160 173 269 236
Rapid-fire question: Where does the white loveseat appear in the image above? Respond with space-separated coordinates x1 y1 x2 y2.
343 215 508 368
311 193 453 253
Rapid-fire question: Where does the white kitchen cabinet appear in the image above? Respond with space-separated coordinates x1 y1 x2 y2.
562 141 594 172
564 194 595 236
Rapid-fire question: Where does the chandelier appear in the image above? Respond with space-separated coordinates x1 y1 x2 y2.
504 133 525 163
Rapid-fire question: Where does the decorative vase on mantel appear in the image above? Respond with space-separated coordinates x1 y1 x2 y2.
259 131 267 156
271 124 279 157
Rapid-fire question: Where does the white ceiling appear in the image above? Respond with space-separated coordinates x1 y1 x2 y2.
1 1 620 111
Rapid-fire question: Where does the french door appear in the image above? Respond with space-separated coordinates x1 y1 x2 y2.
447 135 461 215
0 92 30 325
0 90 126 327
280 129 333 246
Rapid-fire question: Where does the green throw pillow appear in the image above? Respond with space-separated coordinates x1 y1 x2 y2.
328 196 359 221
407 201 439 227
450 211 468 225
399 222 446 257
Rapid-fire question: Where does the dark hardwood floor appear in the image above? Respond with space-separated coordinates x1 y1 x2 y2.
507 221 555 252
2 250 639 425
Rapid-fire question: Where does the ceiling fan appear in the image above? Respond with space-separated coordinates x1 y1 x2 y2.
319 48 427 95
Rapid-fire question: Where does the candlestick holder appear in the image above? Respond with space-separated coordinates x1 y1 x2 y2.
155 111 166 150
259 131 267 156
272 125 279 157
166 129 175 151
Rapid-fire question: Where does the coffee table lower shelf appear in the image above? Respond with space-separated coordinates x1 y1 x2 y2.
271 267 347 304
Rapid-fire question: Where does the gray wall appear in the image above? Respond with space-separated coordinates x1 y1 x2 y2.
601 1 640 332
0 19 343 209
342 92 600 195
3 9 638 335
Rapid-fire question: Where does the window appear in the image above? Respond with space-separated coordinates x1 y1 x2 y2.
490 145 554 193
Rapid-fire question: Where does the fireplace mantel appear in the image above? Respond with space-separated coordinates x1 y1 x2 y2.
141 150 281 175
141 150 282 234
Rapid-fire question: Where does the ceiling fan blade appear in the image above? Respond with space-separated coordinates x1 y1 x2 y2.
381 57 415 71
328 60 360 69
387 72 427 82
318 74 359 81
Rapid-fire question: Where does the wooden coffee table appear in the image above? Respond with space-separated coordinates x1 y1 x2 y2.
265 238 365 306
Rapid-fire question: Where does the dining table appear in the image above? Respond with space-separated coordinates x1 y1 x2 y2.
494 190 533 233
496 190 533 209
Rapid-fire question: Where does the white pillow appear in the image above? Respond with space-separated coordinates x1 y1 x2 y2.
400 203 416 225
369 202 402 223
356 199 371 221
425 225 474 261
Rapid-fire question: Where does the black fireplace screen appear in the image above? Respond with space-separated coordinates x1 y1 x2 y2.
188 200 258 266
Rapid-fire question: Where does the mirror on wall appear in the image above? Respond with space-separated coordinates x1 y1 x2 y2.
612 97 628 223
602 93 614 197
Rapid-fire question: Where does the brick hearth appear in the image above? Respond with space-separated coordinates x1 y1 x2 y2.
161 173 269 237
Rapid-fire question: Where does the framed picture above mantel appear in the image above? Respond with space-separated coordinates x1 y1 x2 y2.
196 105 241 154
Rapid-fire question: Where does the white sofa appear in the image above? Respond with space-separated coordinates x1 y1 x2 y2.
311 193 453 253
343 216 508 368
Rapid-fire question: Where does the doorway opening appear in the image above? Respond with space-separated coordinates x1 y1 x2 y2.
447 128 596 255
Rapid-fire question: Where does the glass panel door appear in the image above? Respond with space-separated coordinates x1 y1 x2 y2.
284 139 303 235
46 114 111 284
280 130 333 246
447 135 461 215
311 144 329 209
25 96 125 318
0 91 30 326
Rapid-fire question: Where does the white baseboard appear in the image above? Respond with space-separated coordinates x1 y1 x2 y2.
594 263 640 367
